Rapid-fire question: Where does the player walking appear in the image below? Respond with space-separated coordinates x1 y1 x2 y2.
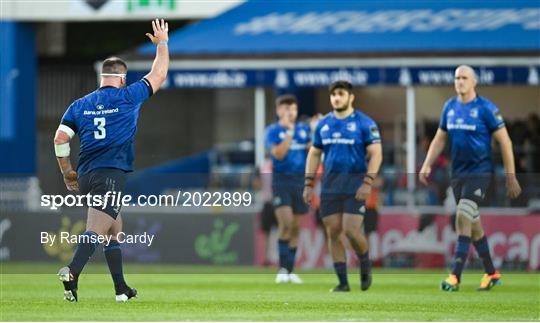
53 19 169 302
265 95 311 284
419 65 521 291
304 81 382 292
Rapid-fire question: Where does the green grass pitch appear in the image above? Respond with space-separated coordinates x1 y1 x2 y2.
1 263 539 321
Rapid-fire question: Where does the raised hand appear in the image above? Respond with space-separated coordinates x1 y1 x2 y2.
146 18 169 45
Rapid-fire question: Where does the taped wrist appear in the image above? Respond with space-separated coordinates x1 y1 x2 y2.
55 143 70 157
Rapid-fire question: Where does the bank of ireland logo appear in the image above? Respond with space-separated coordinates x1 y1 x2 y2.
96 104 104 110
470 108 478 118
347 122 356 132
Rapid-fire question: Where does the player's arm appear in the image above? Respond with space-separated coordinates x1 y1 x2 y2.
270 131 293 160
144 19 169 94
303 146 322 204
493 127 522 199
53 126 78 191
365 143 382 179
419 128 448 185
356 143 382 201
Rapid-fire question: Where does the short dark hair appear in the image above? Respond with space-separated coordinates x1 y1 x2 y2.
101 57 127 74
275 94 298 107
329 80 353 93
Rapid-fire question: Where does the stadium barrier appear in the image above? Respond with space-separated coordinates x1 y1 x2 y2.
0 209 255 272
2 208 538 271
255 210 540 271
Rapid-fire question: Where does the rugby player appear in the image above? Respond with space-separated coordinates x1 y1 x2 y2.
53 19 169 302
304 81 382 292
419 65 522 291
265 94 311 284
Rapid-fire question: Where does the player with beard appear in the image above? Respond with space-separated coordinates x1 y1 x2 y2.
304 81 382 292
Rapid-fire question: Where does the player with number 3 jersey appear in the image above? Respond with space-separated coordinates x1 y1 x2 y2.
53 19 170 303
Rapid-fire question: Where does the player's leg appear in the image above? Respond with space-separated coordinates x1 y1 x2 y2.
273 187 294 282
468 176 500 291
471 222 494 276
443 177 485 291
442 210 473 291
321 199 349 292
104 214 138 301
59 169 121 301
287 190 308 283
288 215 301 267
59 206 115 301
442 178 467 291
274 205 293 282
471 220 500 291
343 205 372 291
76 169 125 277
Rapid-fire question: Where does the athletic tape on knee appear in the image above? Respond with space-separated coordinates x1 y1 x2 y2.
457 198 479 222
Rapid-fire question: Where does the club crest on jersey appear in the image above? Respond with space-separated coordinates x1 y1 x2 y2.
347 122 357 132
96 104 104 110
370 126 380 138
470 108 478 118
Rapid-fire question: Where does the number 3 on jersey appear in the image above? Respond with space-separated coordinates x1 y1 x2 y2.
94 117 106 139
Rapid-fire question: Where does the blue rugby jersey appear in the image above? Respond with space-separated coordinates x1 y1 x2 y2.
265 122 311 187
313 110 381 194
439 95 505 176
60 79 153 176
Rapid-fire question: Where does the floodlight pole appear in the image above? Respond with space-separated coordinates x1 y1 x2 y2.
255 87 265 168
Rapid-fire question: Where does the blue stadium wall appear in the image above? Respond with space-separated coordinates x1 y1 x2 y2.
0 21 36 175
